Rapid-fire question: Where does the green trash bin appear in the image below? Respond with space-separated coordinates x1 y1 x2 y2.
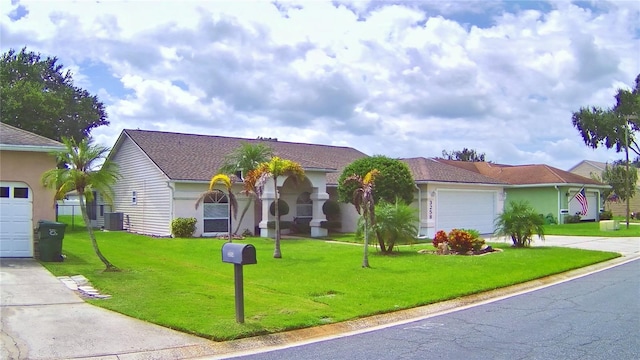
37 220 66 262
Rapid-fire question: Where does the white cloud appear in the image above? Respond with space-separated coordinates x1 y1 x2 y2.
1 0 639 171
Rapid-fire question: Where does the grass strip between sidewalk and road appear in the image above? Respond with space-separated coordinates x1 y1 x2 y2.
41 228 619 341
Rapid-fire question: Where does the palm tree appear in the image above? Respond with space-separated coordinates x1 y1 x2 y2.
218 142 273 235
244 157 304 258
342 169 379 267
195 174 238 242
372 200 418 253
41 137 120 271
494 200 545 247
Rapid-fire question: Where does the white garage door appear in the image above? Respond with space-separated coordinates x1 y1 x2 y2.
437 190 496 234
0 182 33 257
569 190 598 221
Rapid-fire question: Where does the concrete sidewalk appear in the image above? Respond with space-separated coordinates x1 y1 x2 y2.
1 235 638 360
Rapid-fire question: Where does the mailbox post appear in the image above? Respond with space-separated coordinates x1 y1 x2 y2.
221 243 257 323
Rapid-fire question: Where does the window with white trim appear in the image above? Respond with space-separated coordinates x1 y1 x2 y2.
203 192 229 233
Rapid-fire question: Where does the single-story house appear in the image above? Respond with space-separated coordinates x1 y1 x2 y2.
568 160 640 217
107 129 512 239
401 158 508 237
439 160 609 223
107 129 368 238
0 123 64 258
56 190 112 229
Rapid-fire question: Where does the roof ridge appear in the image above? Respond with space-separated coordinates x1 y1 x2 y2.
124 128 362 152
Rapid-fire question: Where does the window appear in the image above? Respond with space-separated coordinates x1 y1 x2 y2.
14 187 29 199
203 192 229 233
0 187 8 198
296 192 312 220
132 191 137 204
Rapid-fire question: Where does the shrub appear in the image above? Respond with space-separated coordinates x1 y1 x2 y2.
267 220 292 229
494 200 545 247
564 213 582 224
599 210 613 220
545 213 557 225
171 217 197 238
432 230 448 248
322 200 341 221
269 199 289 217
320 220 342 230
447 229 476 253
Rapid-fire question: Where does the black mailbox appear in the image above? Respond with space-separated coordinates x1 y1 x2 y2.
222 243 257 265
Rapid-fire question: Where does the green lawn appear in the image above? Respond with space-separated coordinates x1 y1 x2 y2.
544 220 640 237
41 229 619 341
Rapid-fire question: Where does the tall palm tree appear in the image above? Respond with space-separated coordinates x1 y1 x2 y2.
244 157 304 258
195 174 238 242
342 169 379 268
41 137 120 271
218 142 273 234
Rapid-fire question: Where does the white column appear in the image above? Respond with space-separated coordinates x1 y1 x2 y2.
310 190 329 237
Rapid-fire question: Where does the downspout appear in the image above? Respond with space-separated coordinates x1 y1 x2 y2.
554 185 560 223
415 184 422 237
167 181 176 236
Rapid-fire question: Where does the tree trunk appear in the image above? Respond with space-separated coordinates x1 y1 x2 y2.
273 177 282 258
79 194 118 271
362 217 370 268
233 197 253 235
375 229 388 253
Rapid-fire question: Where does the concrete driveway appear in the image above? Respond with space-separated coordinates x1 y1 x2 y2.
1 235 638 360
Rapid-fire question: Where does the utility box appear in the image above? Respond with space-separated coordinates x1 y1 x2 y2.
104 212 124 231
222 243 257 265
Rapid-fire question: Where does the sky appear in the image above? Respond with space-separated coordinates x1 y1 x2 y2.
1 0 639 170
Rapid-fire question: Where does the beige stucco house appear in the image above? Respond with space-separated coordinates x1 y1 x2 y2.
569 160 640 217
0 123 64 257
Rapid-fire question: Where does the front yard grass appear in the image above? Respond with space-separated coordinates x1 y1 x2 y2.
41 230 619 341
544 220 640 237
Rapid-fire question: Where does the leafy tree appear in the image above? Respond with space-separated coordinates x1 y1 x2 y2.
366 200 418 253
494 200 545 248
244 157 304 258
337 155 414 206
217 142 273 234
343 170 379 267
572 74 640 157
41 137 120 271
441 148 487 162
1 48 108 142
195 174 238 242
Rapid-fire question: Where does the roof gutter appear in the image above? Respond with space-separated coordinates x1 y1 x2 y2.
506 183 610 189
0 144 65 152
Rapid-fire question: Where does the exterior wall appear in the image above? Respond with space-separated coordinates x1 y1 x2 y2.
0 150 58 224
414 183 505 238
174 182 255 237
569 162 639 217
505 187 560 221
111 137 172 236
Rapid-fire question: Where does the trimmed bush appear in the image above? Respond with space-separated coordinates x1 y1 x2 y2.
320 220 342 230
432 230 448 248
447 229 476 253
322 200 341 221
599 210 613 220
171 217 197 238
267 220 293 229
564 213 582 224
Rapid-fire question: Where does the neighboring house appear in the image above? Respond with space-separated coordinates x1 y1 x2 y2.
107 129 368 238
440 160 609 223
0 123 64 258
57 190 111 229
569 160 640 217
401 158 507 237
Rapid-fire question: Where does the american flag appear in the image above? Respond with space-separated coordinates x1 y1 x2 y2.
575 188 588 216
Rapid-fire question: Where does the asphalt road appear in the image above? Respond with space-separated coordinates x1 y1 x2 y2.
232 259 640 360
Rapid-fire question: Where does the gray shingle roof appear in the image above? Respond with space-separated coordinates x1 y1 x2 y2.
121 129 369 184
0 122 64 149
401 157 508 184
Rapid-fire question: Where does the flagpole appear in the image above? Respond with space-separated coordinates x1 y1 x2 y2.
567 185 585 203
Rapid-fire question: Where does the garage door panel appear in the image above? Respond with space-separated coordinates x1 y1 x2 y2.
437 191 496 234
0 182 33 258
